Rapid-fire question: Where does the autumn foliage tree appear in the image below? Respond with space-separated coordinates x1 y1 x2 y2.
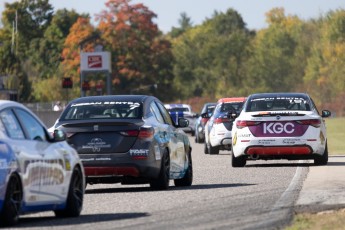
61 17 97 98
96 0 174 98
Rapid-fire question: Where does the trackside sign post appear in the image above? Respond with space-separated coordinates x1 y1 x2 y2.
80 51 112 97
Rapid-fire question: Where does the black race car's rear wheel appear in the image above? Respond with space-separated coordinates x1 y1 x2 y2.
174 151 193 187
150 150 170 190
0 174 22 227
55 166 84 218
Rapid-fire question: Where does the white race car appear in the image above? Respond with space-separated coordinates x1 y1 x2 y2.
0 100 85 226
231 93 331 167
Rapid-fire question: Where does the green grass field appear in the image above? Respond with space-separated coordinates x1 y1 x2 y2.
286 117 345 229
325 117 345 155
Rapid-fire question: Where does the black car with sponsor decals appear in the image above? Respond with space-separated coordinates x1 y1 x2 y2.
50 95 193 190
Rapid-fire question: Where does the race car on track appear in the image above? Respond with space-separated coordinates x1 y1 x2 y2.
231 92 331 167
0 100 84 226
203 98 246 155
164 104 198 135
50 95 193 190
194 102 216 143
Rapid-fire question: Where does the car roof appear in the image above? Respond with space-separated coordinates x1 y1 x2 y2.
248 92 309 99
68 95 154 104
165 104 191 108
0 100 29 110
217 97 246 103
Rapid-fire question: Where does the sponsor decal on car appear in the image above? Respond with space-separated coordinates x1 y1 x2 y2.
249 121 308 137
82 138 111 152
0 159 6 169
130 149 149 157
258 139 276 145
233 132 237 146
282 139 302 144
320 131 325 145
154 145 161 160
263 122 295 134
71 101 140 110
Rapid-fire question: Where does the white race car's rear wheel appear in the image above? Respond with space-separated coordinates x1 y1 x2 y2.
231 149 246 167
314 142 328 166
0 174 22 226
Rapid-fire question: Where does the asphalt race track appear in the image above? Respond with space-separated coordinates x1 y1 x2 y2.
10 136 310 230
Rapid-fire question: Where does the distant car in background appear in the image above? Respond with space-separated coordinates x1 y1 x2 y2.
165 104 199 136
194 103 217 143
50 95 193 190
0 100 84 227
204 97 246 155
231 92 331 167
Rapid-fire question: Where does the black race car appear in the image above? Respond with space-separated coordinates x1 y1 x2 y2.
50 95 193 190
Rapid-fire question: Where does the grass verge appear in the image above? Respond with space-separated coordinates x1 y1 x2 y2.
286 117 345 229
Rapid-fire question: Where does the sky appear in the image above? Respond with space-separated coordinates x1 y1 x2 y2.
1 0 345 32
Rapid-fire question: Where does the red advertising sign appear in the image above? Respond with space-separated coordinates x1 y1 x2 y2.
88 55 102 68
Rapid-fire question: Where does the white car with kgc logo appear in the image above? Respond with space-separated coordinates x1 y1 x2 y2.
231 93 331 167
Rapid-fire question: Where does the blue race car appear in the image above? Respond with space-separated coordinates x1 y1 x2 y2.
164 104 199 135
0 100 85 226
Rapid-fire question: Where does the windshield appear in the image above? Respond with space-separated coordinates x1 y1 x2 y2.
246 96 311 112
61 101 143 120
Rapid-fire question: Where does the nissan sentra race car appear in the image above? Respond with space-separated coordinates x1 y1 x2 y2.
231 93 331 167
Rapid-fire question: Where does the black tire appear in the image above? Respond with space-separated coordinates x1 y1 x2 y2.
0 174 22 227
174 152 193 187
150 150 170 190
232 152 246 167
204 142 209 154
55 167 84 218
195 134 199 143
209 145 220 155
314 142 328 166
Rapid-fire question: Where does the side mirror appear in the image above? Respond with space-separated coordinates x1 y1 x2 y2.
321 110 331 118
227 110 238 120
53 129 67 142
201 112 210 119
178 118 189 128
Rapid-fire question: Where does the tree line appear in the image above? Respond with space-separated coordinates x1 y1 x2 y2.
0 0 344 115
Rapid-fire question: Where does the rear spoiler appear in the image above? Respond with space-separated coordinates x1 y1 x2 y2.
251 112 306 117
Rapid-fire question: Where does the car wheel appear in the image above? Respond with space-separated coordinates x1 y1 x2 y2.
150 150 170 190
314 142 328 166
195 134 199 143
209 145 219 155
55 167 84 218
232 152 246 167
0 174 22 227
204 142 209 154
174 151 193 186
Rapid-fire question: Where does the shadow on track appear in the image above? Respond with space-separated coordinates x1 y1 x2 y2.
16 212 149 228
85 183 256 194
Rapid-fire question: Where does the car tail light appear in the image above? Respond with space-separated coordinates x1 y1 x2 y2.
120 130 139 136
236 120 261 129
214 117 230 124
138 126 154 139
201 118 208 126
296 119 321 128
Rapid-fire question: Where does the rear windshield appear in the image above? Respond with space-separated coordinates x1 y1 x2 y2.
246 96 311 112
61 101 143 120
220 102 244 113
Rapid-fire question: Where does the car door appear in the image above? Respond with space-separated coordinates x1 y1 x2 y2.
0 108 45 205
155 102 187 176
13 108 68 204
